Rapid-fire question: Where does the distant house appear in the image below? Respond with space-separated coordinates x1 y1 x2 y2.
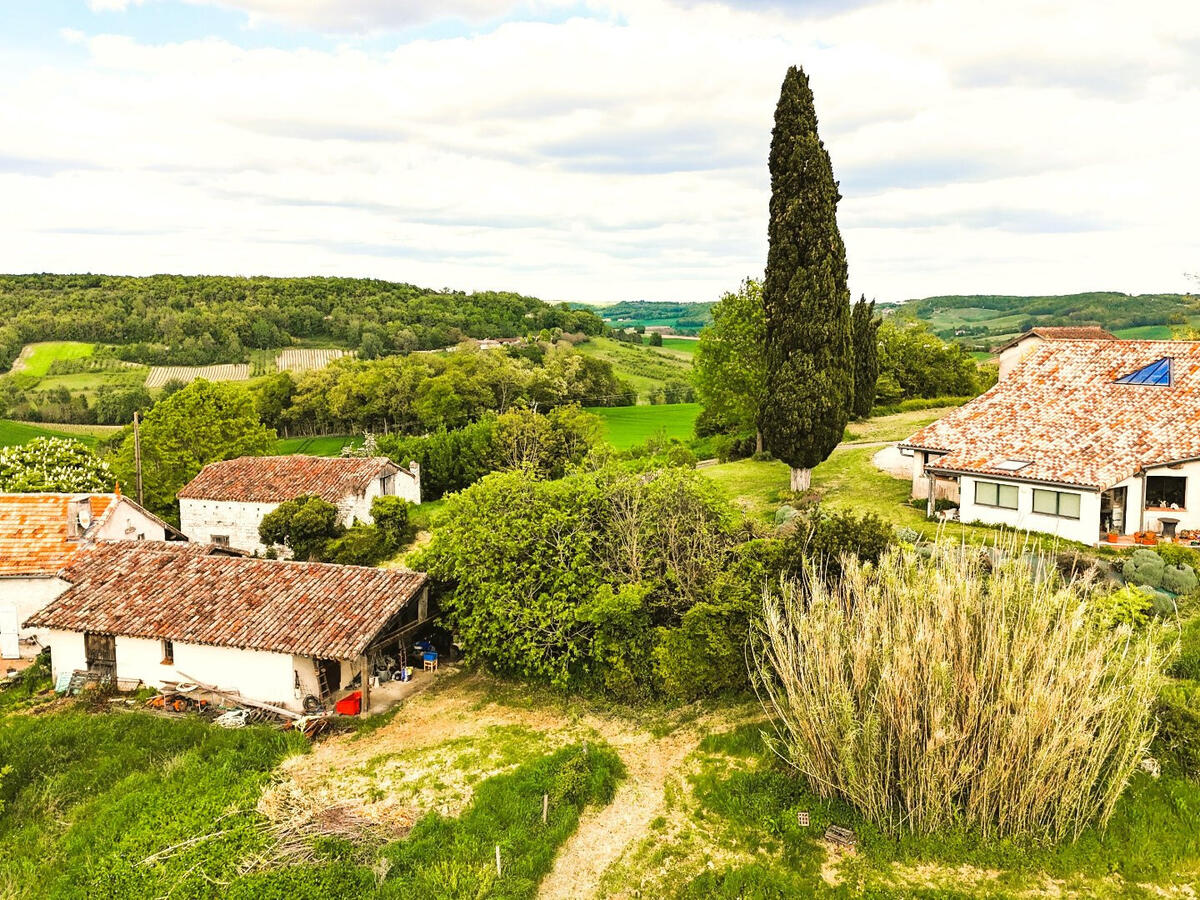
178 455 420 554
901 340 1200 545
25 541 430 712
995 326 1114 379
0 492 179 659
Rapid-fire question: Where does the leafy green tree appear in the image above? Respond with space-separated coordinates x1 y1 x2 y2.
850 296 880 419
259 494 343 560
370 494 412 547
648 331 663 347
94 386 153 426
113 380 276 519
693 278 767 451
876 319 983 399
0 438 114 492
761 66 853 491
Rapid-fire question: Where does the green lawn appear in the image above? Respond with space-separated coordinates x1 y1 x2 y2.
14 341 95 377
275 434 360 456
586 403 700 449
843 406 958 444
0 419 104 448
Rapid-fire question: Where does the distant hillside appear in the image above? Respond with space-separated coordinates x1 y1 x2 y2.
579 300 715 334
894 292 1200 350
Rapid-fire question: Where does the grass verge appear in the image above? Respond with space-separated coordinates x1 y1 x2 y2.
585 403 699 450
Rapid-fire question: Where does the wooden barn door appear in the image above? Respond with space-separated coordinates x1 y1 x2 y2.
84 633 116 678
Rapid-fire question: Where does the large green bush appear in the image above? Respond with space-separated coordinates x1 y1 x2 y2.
415 465 743 700
1124 549 1167 588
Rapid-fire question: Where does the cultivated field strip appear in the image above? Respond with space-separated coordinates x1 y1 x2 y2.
277 348 353 373
145 364 250 388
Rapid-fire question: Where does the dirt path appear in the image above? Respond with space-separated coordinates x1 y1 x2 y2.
538 727 702 900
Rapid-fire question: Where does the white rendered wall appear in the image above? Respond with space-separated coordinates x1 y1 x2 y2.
1119 460 1200 535
96 499 167 542
959 475 1100 545
44 629 86 680
179 498 280 554
2 577 70 659
997 337 1043 380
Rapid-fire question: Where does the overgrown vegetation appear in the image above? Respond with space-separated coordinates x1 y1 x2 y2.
0 436 114 492
755 543 1166 840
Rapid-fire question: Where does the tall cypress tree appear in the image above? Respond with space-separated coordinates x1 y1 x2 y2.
851 295 880 419
760 65 853 491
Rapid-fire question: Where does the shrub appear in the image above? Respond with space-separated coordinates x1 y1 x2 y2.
1156 543 1200 569
1154 699 1200 779
1124 549 1166 588
323 524 393 566
1090 585 1155 630
754 543 1165 840
1169 617 1200 680
370 495 412 547
1162 563 1199 596
784 507 892 579
258 494 343 561
0 437 114 492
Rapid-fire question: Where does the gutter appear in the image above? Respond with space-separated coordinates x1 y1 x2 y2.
923 465 1100 493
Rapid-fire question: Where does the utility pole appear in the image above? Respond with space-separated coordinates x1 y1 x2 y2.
133 411 144 506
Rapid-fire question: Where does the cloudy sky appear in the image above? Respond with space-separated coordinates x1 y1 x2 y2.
1 0 1197 304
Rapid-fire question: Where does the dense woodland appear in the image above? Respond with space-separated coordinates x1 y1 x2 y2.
0 274 605 368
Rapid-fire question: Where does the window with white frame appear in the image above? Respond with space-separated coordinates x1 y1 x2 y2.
975 481 1018 510
1032 489 1081 519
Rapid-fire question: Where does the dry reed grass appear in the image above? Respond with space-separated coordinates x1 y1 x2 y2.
753 541 1168 841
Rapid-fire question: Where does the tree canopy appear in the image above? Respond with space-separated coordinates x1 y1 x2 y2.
693 278 768 451
851 297 880 419
761 66 853 490
113 379 276 518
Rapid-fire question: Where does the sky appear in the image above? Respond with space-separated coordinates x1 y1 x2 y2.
0 0 1197 305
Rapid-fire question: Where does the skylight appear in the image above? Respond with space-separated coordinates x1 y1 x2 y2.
1115 357 1172 386
995 459 1032 472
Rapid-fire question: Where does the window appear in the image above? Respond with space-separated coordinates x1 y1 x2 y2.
975 481 1018 509
994 459 1032 472
1032 489 1081 519
381 474 395 496
1146 475 1187 509
211 535 230 547
161 639 174 665
1115 357 1172 386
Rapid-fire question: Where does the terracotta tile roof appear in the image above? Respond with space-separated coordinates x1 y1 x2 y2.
177 456 401 504
902 340 1200 489
0 494 116 576
26 541 428 659
996 326 1115 351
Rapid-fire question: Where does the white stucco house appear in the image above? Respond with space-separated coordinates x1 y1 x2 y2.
25 541 430 712
178 455 420 554
0 492 177 660
901 339 1200 547
994 325 1114 380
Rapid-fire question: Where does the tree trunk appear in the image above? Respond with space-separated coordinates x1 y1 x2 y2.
755 429 764 455
790 467 811 492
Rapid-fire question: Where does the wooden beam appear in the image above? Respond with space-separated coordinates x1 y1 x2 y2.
360 656 371 715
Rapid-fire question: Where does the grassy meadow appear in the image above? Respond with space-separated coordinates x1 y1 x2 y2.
275 433 361 456
12 341 95 377
0 419 112 448
585 402 700 449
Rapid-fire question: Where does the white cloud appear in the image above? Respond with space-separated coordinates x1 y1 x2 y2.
85 0 146 11
2 0 1198 303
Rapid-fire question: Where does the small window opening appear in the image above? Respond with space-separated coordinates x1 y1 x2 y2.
1146 475 1186 509
211 535 230 547
161 639 174 665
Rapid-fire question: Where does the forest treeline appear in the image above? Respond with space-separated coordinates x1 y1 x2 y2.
0 273 606 368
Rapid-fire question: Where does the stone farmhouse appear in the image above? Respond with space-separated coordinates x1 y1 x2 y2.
902 339 1200 546
178 455 420 554
995 325 1114 380
26 541 430 712
0 492 178 660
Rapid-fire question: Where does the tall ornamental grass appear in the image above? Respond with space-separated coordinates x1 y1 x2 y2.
753 543 1168 841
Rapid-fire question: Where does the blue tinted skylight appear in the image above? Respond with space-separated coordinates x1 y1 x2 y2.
1115 357 1172 386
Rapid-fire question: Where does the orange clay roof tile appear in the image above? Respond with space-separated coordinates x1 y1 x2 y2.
903 340 1200 489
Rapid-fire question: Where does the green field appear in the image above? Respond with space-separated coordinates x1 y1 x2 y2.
659 337 697 354
0 419 106 448
1112 324 1174 339
275 434 360 456
575 337 693 398
14 341 95 377
586 403 700 449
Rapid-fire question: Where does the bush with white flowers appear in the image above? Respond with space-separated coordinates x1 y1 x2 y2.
0 438 114 492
